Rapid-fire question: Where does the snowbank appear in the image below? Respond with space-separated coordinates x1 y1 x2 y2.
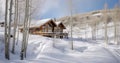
0 27 120 63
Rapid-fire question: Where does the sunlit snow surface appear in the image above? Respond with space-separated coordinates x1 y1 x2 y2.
0 26 120 63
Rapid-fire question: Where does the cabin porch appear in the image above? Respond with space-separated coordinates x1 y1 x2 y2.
33 32 68 39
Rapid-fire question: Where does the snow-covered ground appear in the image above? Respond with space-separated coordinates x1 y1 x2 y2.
0 27 120 63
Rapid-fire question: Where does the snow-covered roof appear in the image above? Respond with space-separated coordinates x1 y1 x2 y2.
20 18 66 29
30 18 52 28
55 21 66 29
55 21 62 25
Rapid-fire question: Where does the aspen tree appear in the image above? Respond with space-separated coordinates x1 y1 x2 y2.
114 4 119 45
104 3 108 46
12 0 19 54
16 1 20 45
68 0 73 50
20 0 29 60
4 0 9 60
24 0 31 57
6 0 14 60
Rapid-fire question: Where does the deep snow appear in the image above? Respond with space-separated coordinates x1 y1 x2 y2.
0 27 120 63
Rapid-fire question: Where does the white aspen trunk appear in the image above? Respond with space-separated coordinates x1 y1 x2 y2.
7 0 13 60
94 27 96 40
95 23 97 40
85 24 87 39
118 8 120 45
25 3 30 57
24 25 29 57
21 0 27 60
16 13 20 45
114 4 119 45
91 27 93 40
91 26 96 40
96 22 99 40
104 3 108 46
25 0 30 58
69 0 73 50
91 26 94 40
12 0 18 54
85 28 86 39
21 0 29 60
118 0 120 45
114 21 117 45
105 17 108 46
16 2 20 45
4 0 9 60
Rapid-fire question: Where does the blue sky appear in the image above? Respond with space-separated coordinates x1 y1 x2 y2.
38 0 119 19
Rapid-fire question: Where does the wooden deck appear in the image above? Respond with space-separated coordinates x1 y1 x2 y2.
33 32 68 38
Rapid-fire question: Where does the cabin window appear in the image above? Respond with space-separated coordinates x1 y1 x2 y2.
54 27 57 33
42 23 55 33
48 28 52 32
48 25 52 32
55 27 61 33
29 28 33 33
36 28 40 31
42 26 47 32
42 26 45 32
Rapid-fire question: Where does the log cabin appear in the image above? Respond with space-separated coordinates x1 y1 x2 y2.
20 19 68 38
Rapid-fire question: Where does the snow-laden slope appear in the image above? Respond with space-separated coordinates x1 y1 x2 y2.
0 27 120 63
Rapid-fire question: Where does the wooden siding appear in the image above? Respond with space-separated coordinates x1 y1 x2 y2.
20 20 68 39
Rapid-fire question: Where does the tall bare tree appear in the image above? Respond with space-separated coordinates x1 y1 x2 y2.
20 0 30 60
113 4 120 45
12 0 19 54
7 0 14 58
4 0 14 60
91 23 96 40
68 0 73 50
4 0 9 60
104 3 108 46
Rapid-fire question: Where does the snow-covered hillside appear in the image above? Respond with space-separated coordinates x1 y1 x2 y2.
0 26 120 63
